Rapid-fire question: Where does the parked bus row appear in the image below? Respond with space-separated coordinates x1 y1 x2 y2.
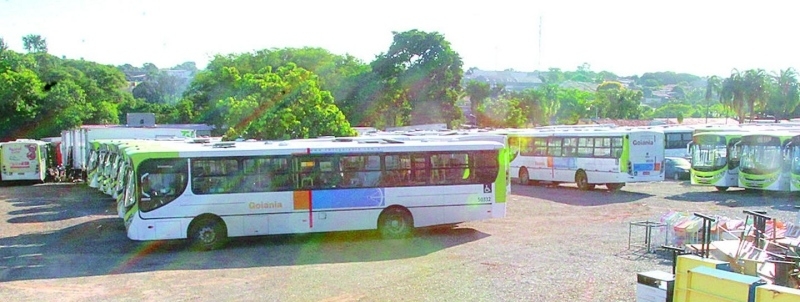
60 125 197 181
688 126 800 193
84 134 511 250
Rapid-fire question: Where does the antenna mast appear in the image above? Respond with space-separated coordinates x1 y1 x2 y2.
538 15 543 70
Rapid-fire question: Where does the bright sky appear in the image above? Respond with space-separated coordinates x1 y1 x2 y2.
2 0 799 77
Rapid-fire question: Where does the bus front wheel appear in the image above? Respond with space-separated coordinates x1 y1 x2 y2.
575 170 593 191
189 216 228 251
518 168 530 185
715 186 729 192
378 207 414 239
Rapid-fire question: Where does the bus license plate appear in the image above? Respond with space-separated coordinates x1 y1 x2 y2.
643 172 650 175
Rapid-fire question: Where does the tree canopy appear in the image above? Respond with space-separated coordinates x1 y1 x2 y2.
2 32 800 142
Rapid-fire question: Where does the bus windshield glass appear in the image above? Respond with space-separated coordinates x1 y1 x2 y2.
740 144 783 175
138 158 188 212
691 135 727 171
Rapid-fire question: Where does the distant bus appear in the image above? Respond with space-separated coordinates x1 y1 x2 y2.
506 127 665 191
789 135 800 192
737 131 800 191
662 126 694 158
689 131 747 191
0 139 51 182
117 137 509 250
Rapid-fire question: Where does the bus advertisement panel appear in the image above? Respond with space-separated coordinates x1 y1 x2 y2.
1 139 49 182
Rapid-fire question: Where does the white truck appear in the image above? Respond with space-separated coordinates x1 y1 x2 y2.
60 125 196 180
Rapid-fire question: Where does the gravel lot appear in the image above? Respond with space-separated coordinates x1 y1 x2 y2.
0 180 798 301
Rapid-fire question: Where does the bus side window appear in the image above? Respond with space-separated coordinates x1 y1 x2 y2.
317 158 341 188
192 166 210 194
382 154 406 186
270 171 292 190
411 155 429 184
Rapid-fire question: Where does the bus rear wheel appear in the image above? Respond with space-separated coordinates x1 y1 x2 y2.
715 186 729 192
606 183 625 191
575 170 593 191
189 216 228 251
518 168 530 185
378 207 414 239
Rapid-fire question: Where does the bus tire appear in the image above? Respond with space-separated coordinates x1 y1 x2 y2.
606 183 625 191
518 168 530 185
378 207 414 239
715 186 729 192
188 215 228 251
575 170 593 191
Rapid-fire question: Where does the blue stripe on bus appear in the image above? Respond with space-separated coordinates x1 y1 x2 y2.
633 163 655 171
552 157 577 169
311 188 385 209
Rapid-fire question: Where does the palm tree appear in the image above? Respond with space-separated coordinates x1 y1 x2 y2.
705 76 721 122
719 69 747 123
774 68 799 120
743 69 767 121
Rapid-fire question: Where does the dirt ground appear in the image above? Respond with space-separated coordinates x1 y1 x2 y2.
0 181 797 301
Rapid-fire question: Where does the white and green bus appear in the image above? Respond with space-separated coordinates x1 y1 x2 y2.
737 131 800 191
506 127 665 190
789 135 800 192
118 137 509 250
688 131 747 191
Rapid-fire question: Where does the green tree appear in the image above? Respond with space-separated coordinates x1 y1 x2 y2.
541 68 565 84
596 81 643 119
555 88 594 124
510 89 545 126
704 75 721 122
465 80 490 112
770 68 800 119
185 47 370 129
720 70 747 123
173 61 198 72
29 79 91 138
594 71 618 83
22 34 47 53
743 69 768 120
475 97 526 128
215 63 355 140
371 30 464 127
539 84 560 125
0 67 44 139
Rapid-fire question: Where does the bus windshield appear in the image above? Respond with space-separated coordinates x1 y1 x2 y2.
740 144 783 175
691 144 727 171
138 158 188 212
